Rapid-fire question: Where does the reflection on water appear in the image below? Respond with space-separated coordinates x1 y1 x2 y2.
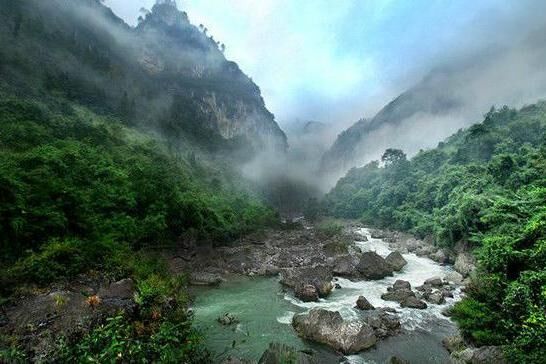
191 228 460 363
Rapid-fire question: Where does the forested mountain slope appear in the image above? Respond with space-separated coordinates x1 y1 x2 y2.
325 103 546 362
0 0 287 154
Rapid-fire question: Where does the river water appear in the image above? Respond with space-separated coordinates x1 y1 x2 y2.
191 228 461 363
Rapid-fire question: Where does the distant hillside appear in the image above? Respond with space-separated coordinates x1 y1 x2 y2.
320 27 546 181
0 0 287 154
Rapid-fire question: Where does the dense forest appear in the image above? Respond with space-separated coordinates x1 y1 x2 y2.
325 103 546 362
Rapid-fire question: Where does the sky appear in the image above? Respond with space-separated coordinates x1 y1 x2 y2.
104 0 545 128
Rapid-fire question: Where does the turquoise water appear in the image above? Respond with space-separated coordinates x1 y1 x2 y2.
191 230 459 363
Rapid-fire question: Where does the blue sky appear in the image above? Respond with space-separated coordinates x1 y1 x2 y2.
104 0 543 127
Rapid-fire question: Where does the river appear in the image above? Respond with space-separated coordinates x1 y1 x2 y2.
191 228 461 363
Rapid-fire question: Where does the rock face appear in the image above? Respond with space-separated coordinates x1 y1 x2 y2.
356 296 375 310
258 343 317 364
385 251 407 271
292 308 400 354
357 252 393 279
280 266 333 301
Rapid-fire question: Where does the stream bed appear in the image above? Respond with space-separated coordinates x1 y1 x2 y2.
191 229 461 363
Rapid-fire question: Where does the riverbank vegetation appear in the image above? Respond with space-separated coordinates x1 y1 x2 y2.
325 103 546 362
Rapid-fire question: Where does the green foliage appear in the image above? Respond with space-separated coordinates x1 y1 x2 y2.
325 103 546 360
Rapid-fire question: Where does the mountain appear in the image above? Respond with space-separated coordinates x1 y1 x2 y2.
320 26 546 182
0 0 287 155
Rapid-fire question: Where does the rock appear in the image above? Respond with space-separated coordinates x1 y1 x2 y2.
356 252 393 279
332 255 359 276
258 343 317 364
400 296 427 309
454 252 475 277
352 230 368 242
369 229 387 239
335 283 342 289
442 335 465 354
356 296 375 310
452 348 475 363
385 356 409 364
470 346 506 364
280 266 333 300
190 272 224 286
385 251 407 271
444 271 464 284
381 289 415 303
362 309 401 337
292 309 377 354
430 249 448 263
392 280 411 291
424 277 444 287
441 289 454 298
217 313 239 325
296 284 319 302
426 291 446 305
98 278 134 299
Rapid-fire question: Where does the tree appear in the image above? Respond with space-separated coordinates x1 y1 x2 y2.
381 148 406 167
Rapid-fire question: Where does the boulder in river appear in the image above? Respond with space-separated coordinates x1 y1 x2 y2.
381 289 415 303
400 296 427 309
296 284 319 302
426 291 446 305
217 313 239 326
356 252 393 279
356 296 375 310
258 343 317 364
292 308 377 354
386 356 409 364
385 251 407 271
280 266 333 301
424 277 444 287
392 280 411 291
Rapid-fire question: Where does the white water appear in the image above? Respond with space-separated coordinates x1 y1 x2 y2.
279 228 462 331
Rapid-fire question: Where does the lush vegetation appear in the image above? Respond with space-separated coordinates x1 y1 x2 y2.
0 96 277 361
325 103 546 361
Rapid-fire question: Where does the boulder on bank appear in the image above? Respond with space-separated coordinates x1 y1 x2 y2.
385 251 407 271
356 296 375 310
454 252 475 277
258 343 317 364
280 266 333 301
442 335 464 354
332 254 360 276
444 271 464 284
357 252 393 279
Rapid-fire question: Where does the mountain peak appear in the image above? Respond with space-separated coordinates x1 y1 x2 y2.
148 0 189 28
